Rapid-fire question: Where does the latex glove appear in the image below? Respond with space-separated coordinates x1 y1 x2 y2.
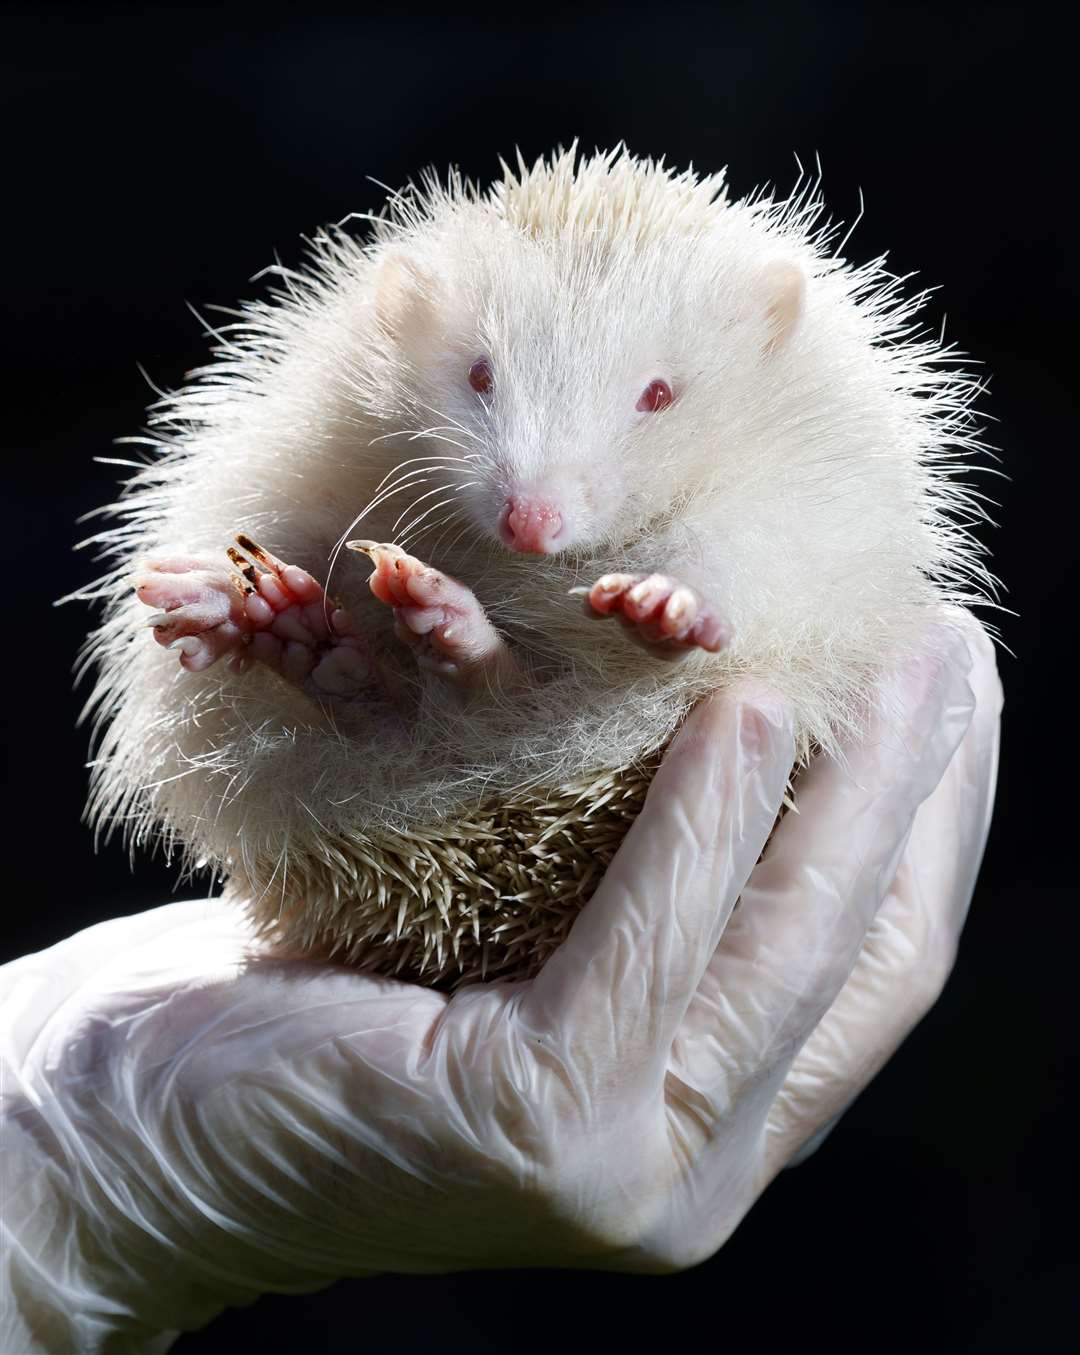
0 617 1001 1354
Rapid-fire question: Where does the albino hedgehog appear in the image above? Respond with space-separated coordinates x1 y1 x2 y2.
75 145 991 984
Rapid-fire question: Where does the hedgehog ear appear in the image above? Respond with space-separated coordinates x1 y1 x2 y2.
374 250 441 344
758 260 805 357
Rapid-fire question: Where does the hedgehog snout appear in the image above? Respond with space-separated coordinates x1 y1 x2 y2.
498 493 566 553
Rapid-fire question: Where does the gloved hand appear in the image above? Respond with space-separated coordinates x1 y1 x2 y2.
0 616 1002 1354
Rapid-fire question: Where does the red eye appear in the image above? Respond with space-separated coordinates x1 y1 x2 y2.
468 358 493 394
636 379 674 413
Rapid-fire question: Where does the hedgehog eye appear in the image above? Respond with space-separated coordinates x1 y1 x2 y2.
468 357 493 395
636 379 674 413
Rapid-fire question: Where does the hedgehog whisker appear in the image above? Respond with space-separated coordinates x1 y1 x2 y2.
391 482 461 535
330 475 434 554
413 400 481 443
363 450 475 495
424 511 478 561
405 427 475 454
430 515 478 563
325 476 435 604
398 512 459 553
397 486 478 548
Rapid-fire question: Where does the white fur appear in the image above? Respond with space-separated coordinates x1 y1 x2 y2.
71 144 994 890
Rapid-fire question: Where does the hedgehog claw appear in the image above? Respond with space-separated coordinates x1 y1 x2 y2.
361 543 520 690
135 538 380 698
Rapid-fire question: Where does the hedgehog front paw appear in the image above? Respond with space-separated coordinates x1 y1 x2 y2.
134 555 249 672
348 540 519 690
583 572 732 657
134 535 375 697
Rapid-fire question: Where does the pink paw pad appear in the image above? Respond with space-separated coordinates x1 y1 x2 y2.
135 559 246 672
133 534 373 696
585 572 731 654
347 540 511 683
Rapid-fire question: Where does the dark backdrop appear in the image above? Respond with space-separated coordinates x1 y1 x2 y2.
4 3 1074 1351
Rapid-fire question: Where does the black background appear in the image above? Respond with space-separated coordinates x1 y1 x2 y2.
4 2 1075 1351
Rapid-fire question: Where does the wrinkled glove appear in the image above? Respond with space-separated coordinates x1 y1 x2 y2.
0 617 1001 1354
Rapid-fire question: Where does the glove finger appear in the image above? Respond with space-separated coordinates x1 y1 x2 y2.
519 683 794 1101
673 622 977 1110
887 617 1003 942
755 620 1003 1177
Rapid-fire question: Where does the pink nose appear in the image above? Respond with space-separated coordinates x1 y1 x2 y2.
498 496 564 553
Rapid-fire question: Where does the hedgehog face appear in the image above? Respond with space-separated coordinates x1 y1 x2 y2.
451 333 687 557
372 222 806 561
373 238 701 557
460 238 695 556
